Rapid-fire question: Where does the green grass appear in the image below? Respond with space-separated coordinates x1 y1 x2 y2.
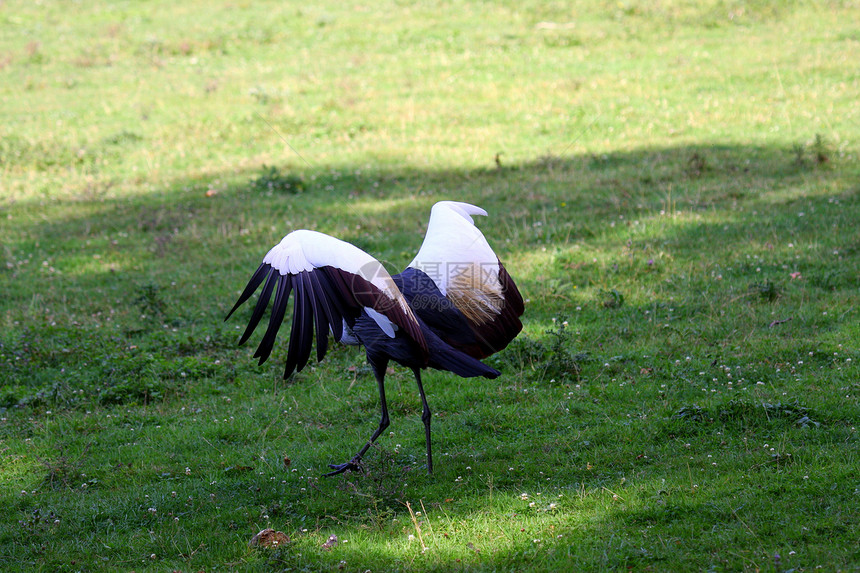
1 0 859 571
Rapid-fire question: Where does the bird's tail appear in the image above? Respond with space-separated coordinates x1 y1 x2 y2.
429 346 500 379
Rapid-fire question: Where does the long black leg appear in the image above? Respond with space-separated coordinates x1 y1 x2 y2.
412 367 433 474
324 358 390 476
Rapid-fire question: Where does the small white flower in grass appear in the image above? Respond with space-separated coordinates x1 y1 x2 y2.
529 502 535 507
520 493 529 500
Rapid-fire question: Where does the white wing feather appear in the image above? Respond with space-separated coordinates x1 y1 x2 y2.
262 229 414 338
408 201 499 296
265 230 388 290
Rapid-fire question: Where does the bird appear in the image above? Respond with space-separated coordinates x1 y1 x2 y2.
225 200 524 476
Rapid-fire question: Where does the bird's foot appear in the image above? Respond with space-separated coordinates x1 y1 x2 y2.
323 457 363 477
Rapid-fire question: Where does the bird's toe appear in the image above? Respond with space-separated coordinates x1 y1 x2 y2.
323 459 363 477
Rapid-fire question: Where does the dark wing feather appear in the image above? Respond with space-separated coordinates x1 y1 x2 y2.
253 272 292 364
225 262 270 320
238 266 279 347
309 270 344 343
306 272 331 361
285 272 315 376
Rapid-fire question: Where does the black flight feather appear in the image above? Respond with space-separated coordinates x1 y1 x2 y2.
225 262 270 320
305 272 330 362
312 269 345 342
239 266 278 347
254 272 292 364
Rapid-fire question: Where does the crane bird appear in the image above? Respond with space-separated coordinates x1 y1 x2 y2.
226 201 524 476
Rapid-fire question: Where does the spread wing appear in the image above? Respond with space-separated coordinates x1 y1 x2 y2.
226 229 427 378
404 201 524 358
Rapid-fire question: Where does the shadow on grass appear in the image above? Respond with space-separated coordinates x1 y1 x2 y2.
3 140 855 284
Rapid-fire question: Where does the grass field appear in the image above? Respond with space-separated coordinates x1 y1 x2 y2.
1 0 859 571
